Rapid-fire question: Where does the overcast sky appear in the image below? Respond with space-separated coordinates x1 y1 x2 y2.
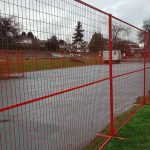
1 0 149 42
83 0 150 28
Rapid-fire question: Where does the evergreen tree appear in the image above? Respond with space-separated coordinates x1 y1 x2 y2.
27 31 35 39
21 32 26 37
72 21 84 44
51 35 57 41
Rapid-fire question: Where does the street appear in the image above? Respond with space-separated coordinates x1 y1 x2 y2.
0 62 150 150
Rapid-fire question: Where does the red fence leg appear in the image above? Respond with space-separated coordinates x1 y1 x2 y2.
109 14 115 136
143 31 147 105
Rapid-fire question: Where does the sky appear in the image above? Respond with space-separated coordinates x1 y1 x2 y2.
0 0 149 43
83 0 150 29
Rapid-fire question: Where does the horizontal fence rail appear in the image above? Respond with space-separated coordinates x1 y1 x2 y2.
0 0 150 150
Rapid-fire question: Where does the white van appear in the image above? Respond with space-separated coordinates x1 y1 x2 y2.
103 50 121 64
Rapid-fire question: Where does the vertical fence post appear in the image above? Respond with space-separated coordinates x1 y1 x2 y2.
143 31 147 105
109 14 115 136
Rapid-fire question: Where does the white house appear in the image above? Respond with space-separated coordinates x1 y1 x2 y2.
19 38 33 45
73 41 88 52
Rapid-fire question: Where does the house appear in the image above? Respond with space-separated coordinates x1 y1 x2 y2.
39 40 46 48
73 41 88 52
19 38 33 45
16 34 33 45
126 42 144 57
128 42 141 54
122 42 143 56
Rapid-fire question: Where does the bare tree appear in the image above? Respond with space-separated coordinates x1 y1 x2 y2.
138 18 150 50
112 25 130 49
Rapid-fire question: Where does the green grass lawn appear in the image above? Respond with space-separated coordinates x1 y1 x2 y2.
23 57 102 72
83 105 141 150
84 96 150 150
104 104 150 150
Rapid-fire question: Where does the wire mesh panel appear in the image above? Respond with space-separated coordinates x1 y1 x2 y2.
146 67 150 94
0 51 24 79
0 0 111 149
146 32 150 94
0 52 10 78
146 68 150 94
0 0 148 149
111 17 145 131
